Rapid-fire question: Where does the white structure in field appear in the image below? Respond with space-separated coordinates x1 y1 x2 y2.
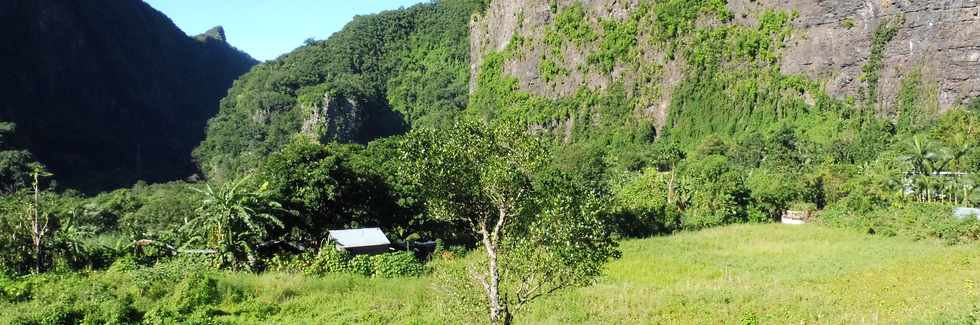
327 228 391 255
781 210 810 225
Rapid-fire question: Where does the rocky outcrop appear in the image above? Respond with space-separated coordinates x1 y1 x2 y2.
471 0 980 118
0 0 257 191
302 94 363 144
765 0 980 110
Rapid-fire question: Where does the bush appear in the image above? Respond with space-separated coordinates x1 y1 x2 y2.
305 249 423 277
371 251 424 278
347 255 374 276
5 274 140 325
307 248 351 276
143 273 221 324
818 202 980 244
130 256 212 300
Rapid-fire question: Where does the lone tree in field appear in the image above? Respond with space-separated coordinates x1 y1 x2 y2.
402 121 619 324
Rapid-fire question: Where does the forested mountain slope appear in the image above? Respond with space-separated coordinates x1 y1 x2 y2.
194 0 484 179
0 0 257 192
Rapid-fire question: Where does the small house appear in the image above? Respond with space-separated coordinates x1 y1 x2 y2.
327 228 391 255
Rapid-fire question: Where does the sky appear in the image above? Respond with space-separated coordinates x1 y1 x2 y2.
144 0 429 61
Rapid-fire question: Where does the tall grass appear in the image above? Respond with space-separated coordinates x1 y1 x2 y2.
3 224 979 324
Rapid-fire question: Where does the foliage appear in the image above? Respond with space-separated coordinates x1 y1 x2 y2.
195 0 484 178
402 120 618 324
0 122 42 196
541 4 594 81
610 168 682 237
182 177 284 270
258 137 420 243
677 154 750 229
819 202 980 243
861 16 903 109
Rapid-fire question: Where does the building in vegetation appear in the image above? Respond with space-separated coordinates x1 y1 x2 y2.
327 228 391 254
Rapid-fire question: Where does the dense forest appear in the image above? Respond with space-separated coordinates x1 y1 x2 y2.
2 0 980 324
0 0 257 192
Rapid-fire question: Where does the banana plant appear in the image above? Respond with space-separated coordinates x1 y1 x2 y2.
183 176 284 270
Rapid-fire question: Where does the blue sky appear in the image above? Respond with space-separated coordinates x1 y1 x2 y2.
144 0 429 61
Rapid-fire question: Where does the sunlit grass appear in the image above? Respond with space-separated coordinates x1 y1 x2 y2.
523 224 980 324
4 224 979 324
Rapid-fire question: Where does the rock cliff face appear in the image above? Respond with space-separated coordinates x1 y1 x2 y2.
0 0 257 191
471 0 980 120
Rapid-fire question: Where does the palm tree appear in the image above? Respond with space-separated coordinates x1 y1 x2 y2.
900 136 938 176
183 177 284 270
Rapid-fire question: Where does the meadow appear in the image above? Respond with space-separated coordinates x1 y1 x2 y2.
4 223 979 324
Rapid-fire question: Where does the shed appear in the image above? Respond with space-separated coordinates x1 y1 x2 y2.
327 228 391 255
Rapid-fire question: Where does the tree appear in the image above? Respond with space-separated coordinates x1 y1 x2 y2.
401 121 618 325
183 177 284 270
259 137 416 242
0 122 41 195
900 136 939 176
25 166 52 273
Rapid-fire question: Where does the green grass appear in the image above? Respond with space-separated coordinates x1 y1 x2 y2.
4 224 980 324
523 224 980 323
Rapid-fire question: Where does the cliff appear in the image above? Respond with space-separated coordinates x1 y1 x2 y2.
470 0 980 129
0 0 257 191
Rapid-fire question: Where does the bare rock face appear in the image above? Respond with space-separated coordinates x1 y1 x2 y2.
302 94 363 144
471 0 980 117
470 0 637 98
762 0 980 110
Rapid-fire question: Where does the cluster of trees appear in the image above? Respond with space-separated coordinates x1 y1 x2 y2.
195 0 484 180
1 117 623 324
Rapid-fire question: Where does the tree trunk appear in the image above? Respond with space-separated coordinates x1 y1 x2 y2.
480 206 511 325
483 230 502 325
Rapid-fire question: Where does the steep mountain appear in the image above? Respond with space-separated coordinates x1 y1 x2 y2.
463 0 980 170
0 0 257 192
194 0 483 179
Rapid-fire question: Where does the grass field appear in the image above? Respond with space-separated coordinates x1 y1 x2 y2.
4 224 980 324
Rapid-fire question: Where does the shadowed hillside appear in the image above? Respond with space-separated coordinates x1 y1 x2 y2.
0 0 257 192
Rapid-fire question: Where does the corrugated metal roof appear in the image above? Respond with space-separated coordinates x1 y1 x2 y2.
328 228 390 248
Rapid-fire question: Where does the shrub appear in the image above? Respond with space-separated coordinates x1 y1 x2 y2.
818 202 980 243
6 274 140 325
347 255 374 276
130 256 212 300
371 251 424 278
144 273 221 324
307 248 352 276
305 249 423 277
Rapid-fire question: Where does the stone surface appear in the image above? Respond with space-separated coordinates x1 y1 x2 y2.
471 0 980 120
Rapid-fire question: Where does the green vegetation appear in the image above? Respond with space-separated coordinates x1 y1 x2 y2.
862 17 903 109
541 4 594 81
195 0 483 179
402 121 619 324
0 122 41 195
4 225 980 324
4 0 980 324
1 1 257 192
